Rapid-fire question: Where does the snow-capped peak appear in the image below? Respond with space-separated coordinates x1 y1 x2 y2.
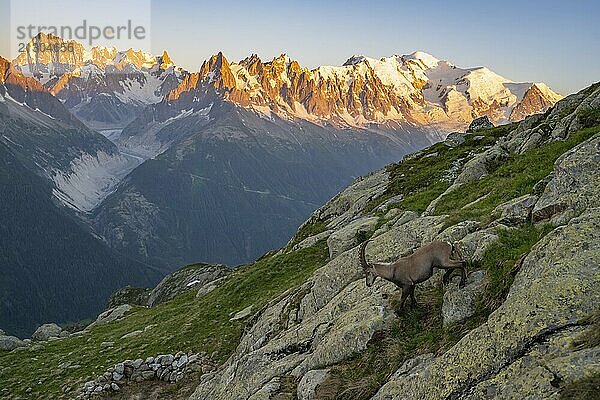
113 48 159 70
401 51 441 69
343 55 369 66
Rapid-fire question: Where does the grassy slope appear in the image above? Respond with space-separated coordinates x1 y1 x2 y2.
435 127 599 226
0 241 328 399
2 118 598 400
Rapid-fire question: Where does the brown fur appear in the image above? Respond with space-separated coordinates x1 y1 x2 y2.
359 240 466 308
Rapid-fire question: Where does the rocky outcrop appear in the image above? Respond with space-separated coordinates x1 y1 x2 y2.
0 334 26 351
327 216 379 258
532 133 600 224
32 323 68 341
467 116 494 132
442 270 487 326
190 209 448 400
146 263 230 307
493 194 538 225
372 207 600 400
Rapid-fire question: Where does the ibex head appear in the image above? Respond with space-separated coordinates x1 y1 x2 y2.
359 240 377 287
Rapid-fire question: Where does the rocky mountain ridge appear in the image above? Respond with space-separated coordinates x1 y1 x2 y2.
161 50 562 131
13 34 561 133
13 33 187 130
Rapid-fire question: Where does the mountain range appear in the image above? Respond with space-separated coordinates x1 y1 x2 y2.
0 32 562 336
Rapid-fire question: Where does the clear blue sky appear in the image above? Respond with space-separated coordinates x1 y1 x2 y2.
1 0 597 95
149 0 598 95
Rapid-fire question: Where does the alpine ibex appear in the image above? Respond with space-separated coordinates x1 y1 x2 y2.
359 240 466 308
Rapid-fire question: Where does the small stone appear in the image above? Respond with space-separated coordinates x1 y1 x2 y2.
160 368 170 381
201 364 214 373
177 354 188 368
141 370 155 380
145 356 154 364
130 371 143 382
110 383 120 391
114 363 124 374
161 354 174 366
189 363 202 372
112 372 123 381
120 330 143 339
133 358 144 369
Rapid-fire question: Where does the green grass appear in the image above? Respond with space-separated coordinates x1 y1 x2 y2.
476 223 553 312
572 311 600 351
560 375 600 400
286 218 328 248
578 108 600 129
364 124 515 214
435 126 599 227
0 240 329 400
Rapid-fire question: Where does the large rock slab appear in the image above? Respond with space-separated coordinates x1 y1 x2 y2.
442 270 486 326
307 169 389 231
297 369 330 400
532 133 600 224
32 323 66 341
372 207 600 400
327 216 379 258
86 305 132 330
458 225 505 262
493 194 538 225
290 230 333 252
